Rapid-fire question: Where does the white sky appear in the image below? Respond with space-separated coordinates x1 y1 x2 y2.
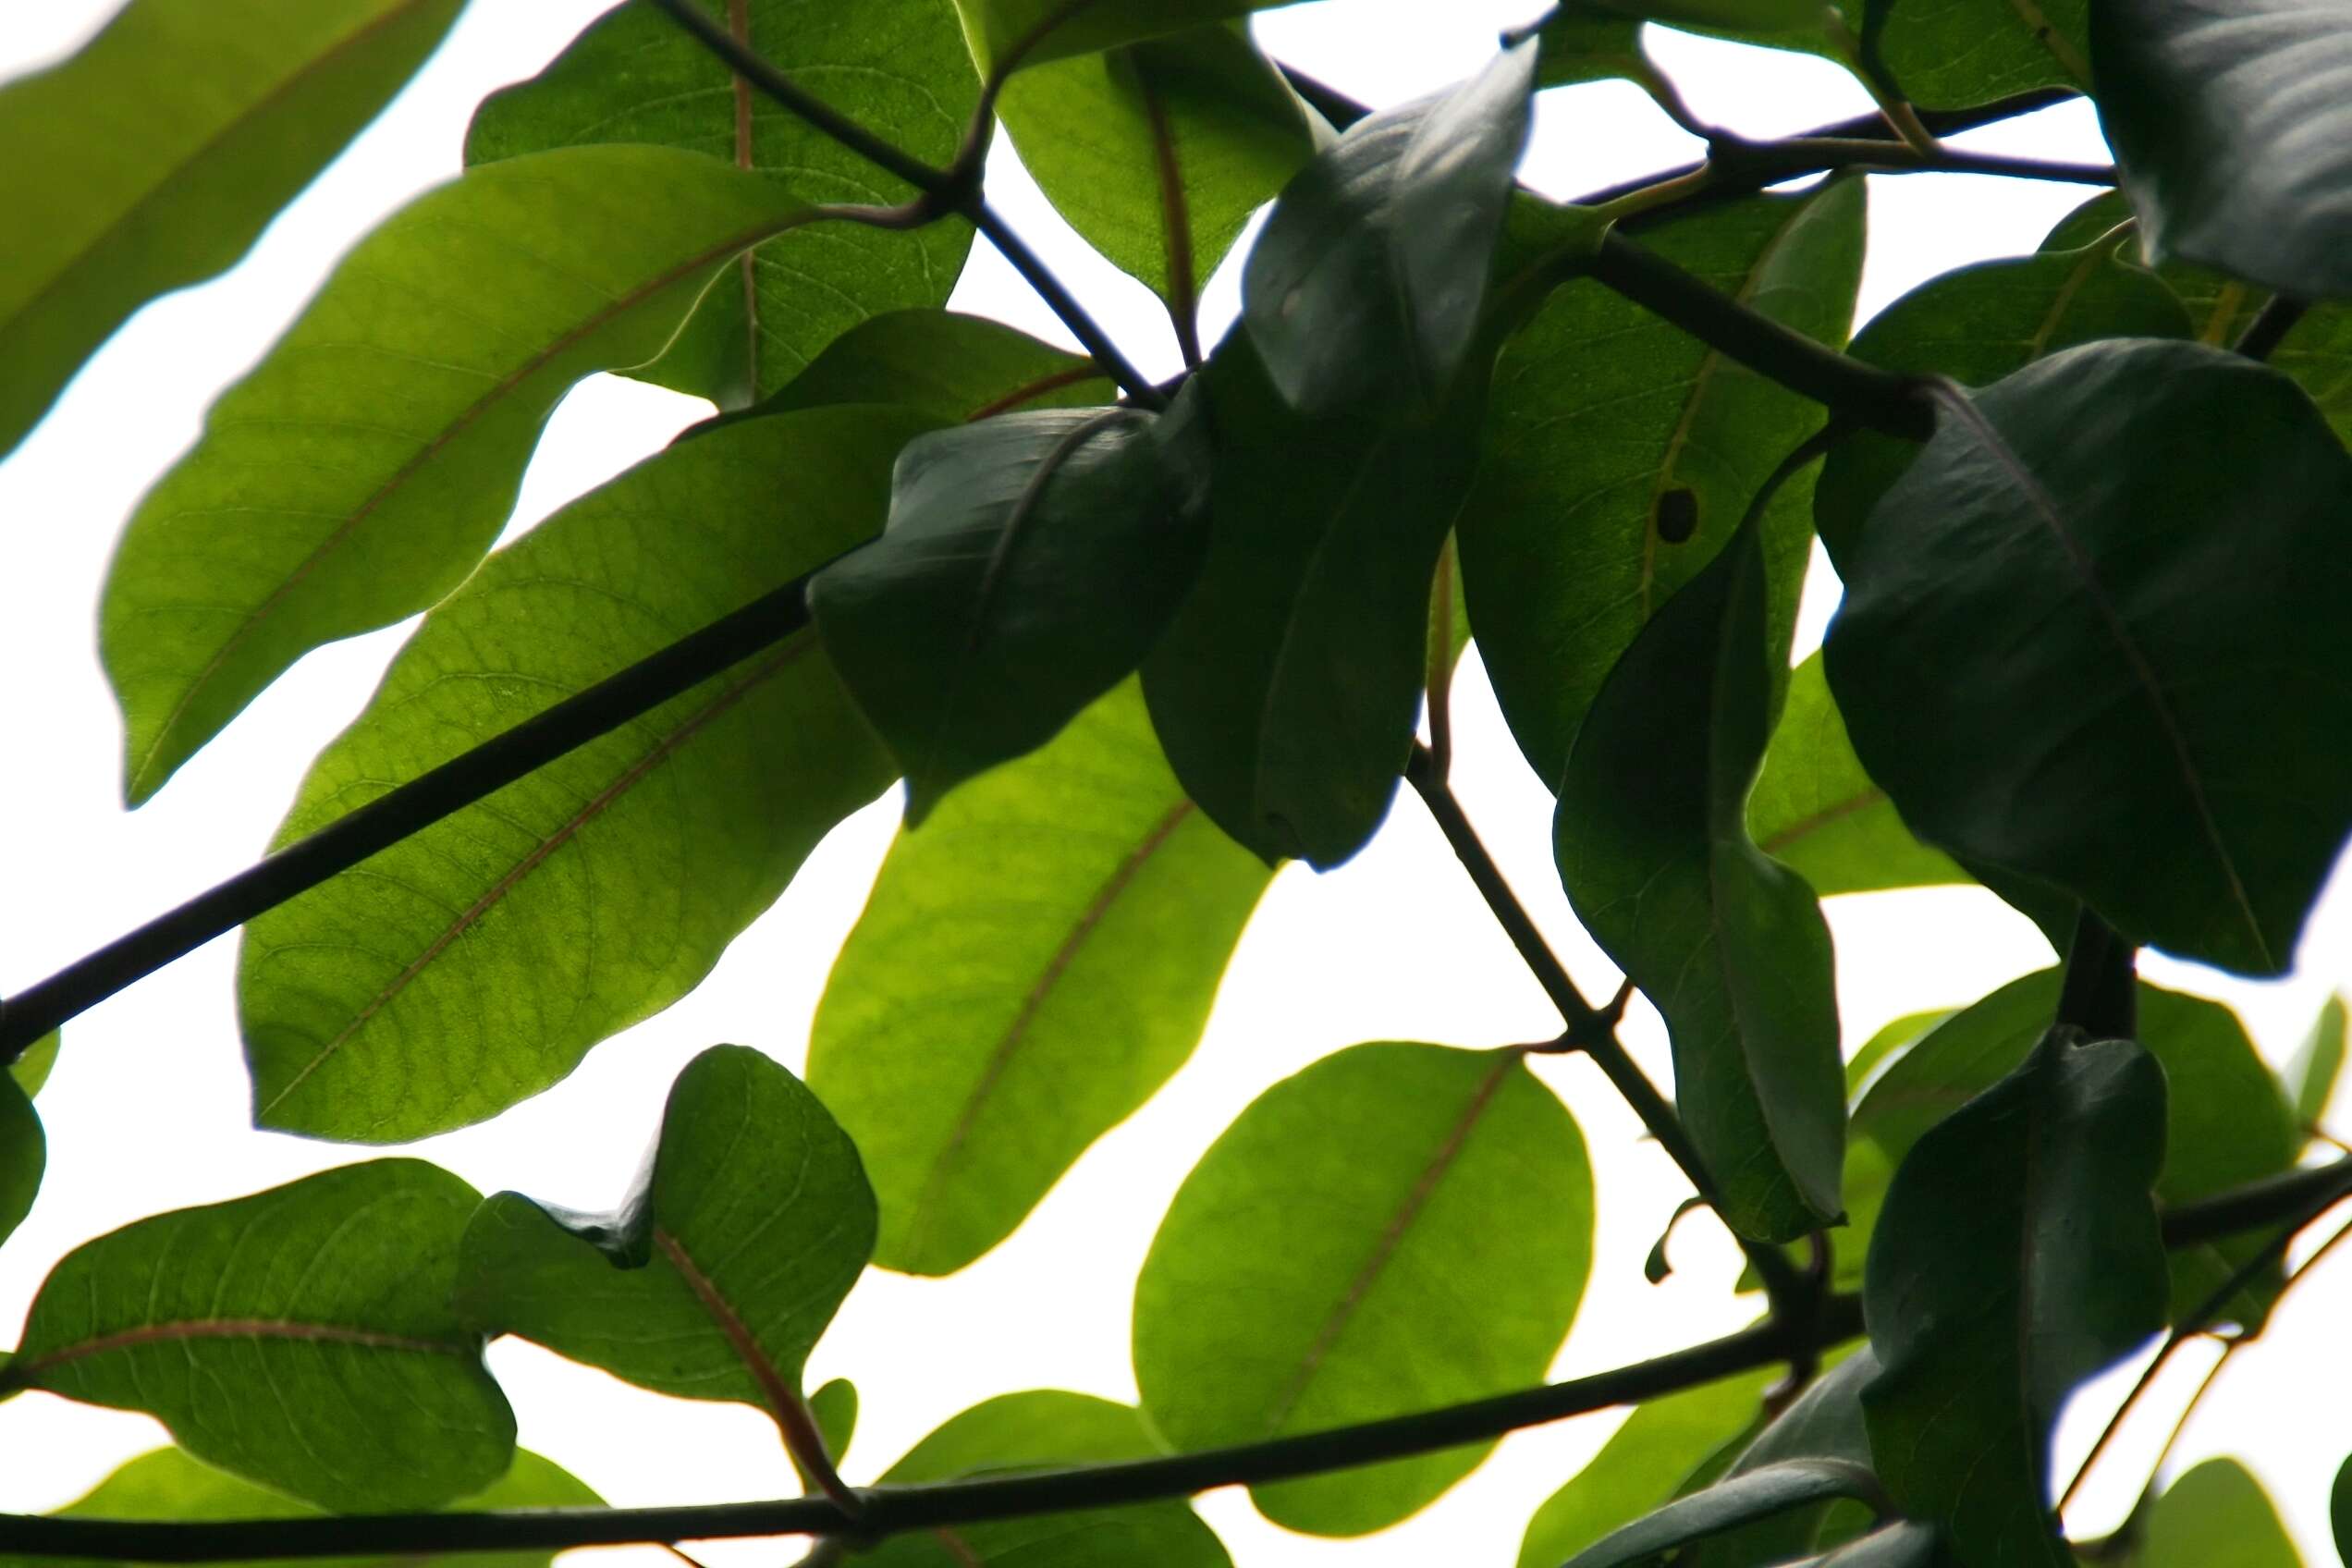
2 5 2348 1567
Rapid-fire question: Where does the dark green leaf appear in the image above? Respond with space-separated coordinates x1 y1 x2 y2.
2091 0 2352 300
100 145 822 803
239 406 921 1141
809 681 1269 1276
1465 184 1866 784
1589 0 1820 27
856 1391 1232 1568
811 398 1210 815
1557 521 1845 1243
1143 336 1484 868
1533 14 1648 92
453 1047 872 1435
1860 0 2089 106
465 0 975 409
1814 240 2190 561
2333 1453 2352 1568
1782 1523 1943 1568
1515 1369 1777 1568
1747 652 1966 897
9 1030 60 1099
2288 995 2348 1130
1133 1042 1592 1535
1826 339 2352 975
998 25 1317 319
3 1448 597 1568
952 0 1281 73
0 1161 513 1512
1685 1351 1880 1568
1558 1460 1888 1568
752 310 1111 424
1862 1032 2169 1568
2138 1458 2301 1568
0 0 463 459
1241 41 1536 421
0 1074 39 1252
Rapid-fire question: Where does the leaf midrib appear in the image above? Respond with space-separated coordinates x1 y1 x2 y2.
6 1317 459 1385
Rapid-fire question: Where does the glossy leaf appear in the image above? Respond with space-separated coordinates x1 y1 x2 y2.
466 0 975 409
1747 652 1964 897
1862 1032 2169 1568
239 407 921 1141
0 1160 513 1512
1516 1369 1777 1568
100 145 822 803
453 1047 873 1433
811 399 1210 815
953 0 1281 73
1133 1042 1591 1535
1558 1460 1887 1568
1241 41 1536 422
2288 996 2348 1130
2139 1457 2301 1568
2091 0 2352 300
856 1390 1232 1568
1557 521 1845 1243
754 310 1110 424
1143 336 1484 868
1813 239 2190 561
0 1075 38 1251
5 1448 598 1568
1465 184 1866 784
0 0 462 459
1825 339 2352 976
1685 1351 1879 1568
999 24 1317 321
810 681 1270 1276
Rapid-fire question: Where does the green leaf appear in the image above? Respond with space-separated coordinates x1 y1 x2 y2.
1747 653 1965 898
465 0 976 410
1557 1460 1888 1568
99 144 823 803
0 1160 513 1512
809 681 1270 1276
2333 1453 2352 1568
855 1390 1232 1568
998 24 1317 320
0 0 463 460
810 398 1210 816
0 1074 40 1252
239 406 920 1141
5 1447 598 1568
810 1378 858 1466
2091 0 2352 300
453 1047 872 1436
952 0 1282 73
2040 193 2264 344
1588 0 1821 29
1862 1032 2169 1568
1532 14 1649 91
1813 239 2191 561
1827 339 2352 976
2288 995 2348 1130
1860 0 2089 106
1241 41 1537 422
1684 1351 1880 1568
9 1030 60 1098
2139 1458 2302 1568
1133 1042 1592 1535
1464 183 1866 785
1143 335 1485 868
1516 1369 1778 1568
753 310 1111 424
1557 521 1845 1243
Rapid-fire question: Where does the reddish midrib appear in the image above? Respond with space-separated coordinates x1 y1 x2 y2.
6 1317 459 1384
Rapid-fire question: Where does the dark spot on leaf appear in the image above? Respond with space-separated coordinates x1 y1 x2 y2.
1654 487 1698 544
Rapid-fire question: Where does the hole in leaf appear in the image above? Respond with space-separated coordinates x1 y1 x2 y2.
1654 487 1698 544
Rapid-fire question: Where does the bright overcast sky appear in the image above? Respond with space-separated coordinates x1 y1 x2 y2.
2 5 2348 1567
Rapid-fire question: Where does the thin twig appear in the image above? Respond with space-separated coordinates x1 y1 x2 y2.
2234 295 2309 362
974 205 1165 406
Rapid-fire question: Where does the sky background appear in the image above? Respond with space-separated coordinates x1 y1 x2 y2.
2 5 2349 1566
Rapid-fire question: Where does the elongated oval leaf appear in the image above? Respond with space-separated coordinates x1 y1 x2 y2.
2092 0 2352 300
1827 339 2352 975
0 1075 39 1252
810 681 1270 1276
1143 337 1485 867
856 1390 1233 1568
1557 521 1845 1243
1862 1031 2169 1568
466 0 975 409
0 1160 513 1512
1133 1042 1592 1535
1000 24 1317 325
1747 654 1964 897
753 310 1109 424
1560 1460 1887 1568
1465 184 1866 784
2140 1457 2301 1568
1242 41 1536 421
2288 996 2348 1130
811 398 1210 816
0 0 462 459
100 144 822 803
4 1447 598 1568
454 1047 873 1439
239 406 921 1141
